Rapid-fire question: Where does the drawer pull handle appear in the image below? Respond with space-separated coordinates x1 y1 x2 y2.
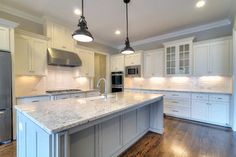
172 110 179 112
171 101 179 104
172 94 179 96
217 98 223 100
32 100 39 103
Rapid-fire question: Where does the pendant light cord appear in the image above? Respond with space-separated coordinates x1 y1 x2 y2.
82 0 84 17
126 3 129 38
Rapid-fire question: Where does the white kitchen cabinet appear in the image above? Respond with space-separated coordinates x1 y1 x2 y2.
15 33 48 76
164 38 193 76
193 37 231 76
0 26 10 51
74 48 95 77
110 55 124 72
144 49 164 77
191 100 208 122
124 52 143 66
191 93 230 126
46 21 74 51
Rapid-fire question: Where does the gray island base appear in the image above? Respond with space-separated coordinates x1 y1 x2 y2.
16 92 164 157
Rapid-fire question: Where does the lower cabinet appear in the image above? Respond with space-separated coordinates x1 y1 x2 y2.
191 100 208 122
69 106 150 157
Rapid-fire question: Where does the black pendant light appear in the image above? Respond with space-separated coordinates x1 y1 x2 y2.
121 0 135 55
72 0 94 42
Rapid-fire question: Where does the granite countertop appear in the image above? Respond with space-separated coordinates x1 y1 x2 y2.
16 89 100 99
125 88 232 95
15 92 163 134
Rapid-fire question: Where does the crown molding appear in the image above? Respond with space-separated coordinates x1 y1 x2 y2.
118 19 232 49
0 4 43 24
0 18 18 28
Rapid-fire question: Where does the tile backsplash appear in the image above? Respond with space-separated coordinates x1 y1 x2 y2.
125 76 232 92
15 66 92 96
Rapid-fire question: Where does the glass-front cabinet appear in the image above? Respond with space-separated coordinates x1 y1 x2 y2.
164 37 194 76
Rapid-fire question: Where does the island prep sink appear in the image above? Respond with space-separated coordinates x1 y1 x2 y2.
86 94 116 101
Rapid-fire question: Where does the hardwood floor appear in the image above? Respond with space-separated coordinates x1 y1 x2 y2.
1 117 236 157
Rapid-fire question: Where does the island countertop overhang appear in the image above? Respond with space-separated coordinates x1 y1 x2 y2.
15 92 164 134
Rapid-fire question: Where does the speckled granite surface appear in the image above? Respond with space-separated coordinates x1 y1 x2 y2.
15 92 163 134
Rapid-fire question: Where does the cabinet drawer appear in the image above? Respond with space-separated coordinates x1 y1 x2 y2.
165 99 190 108
165 105 190 118
54 94 71 100
192 93 208 101
17 96 51 104
165 92 191 99
71 93 86 99
86 91 100 97
209 94 230 102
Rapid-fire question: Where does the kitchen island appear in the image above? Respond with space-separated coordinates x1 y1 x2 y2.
15 92 164 157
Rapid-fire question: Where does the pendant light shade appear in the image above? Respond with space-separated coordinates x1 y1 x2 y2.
72 0 94 42
121 0 134 54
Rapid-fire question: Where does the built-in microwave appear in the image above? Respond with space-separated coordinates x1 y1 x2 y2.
125 65 141 77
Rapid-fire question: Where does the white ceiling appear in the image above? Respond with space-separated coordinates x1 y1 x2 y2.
0 0 235 48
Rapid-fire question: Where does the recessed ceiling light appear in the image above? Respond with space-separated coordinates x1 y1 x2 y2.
115 30 121 35
74 9 81 15
196 0 206 8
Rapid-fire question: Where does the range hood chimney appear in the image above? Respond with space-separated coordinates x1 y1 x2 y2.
47 48 82 67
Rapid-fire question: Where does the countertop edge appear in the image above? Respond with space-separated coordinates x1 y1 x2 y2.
125 88 232 95
15 94 164 134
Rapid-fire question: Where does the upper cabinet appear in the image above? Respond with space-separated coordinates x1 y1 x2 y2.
74 48 94 77
193 37 232 76
124 51 143 66
144 49 164 78
0 26 10 51
44 20 75 52
163 37 194 76
15 30 48 76
110 55 124 72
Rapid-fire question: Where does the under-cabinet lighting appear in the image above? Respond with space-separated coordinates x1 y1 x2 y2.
199 76 223 82
149 77 166 83
170 77 190 83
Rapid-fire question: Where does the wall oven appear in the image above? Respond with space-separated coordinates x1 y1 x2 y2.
125 65 141 77
111 71 124 93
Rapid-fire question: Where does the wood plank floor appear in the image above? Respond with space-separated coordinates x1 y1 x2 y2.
1 117 235 157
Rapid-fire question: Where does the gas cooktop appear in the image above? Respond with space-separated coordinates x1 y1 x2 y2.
46 89 82 94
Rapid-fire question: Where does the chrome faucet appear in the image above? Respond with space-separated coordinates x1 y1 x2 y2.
96 78 108 99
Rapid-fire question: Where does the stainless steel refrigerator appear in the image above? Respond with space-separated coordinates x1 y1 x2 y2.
0 51 12 143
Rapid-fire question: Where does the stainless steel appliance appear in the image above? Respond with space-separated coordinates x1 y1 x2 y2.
111 72 124 93
47 48 82 67
125 65 141 77
46 89 82 94
0 51 12 143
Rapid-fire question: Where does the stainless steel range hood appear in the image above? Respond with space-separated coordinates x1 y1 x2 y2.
47 48 82 67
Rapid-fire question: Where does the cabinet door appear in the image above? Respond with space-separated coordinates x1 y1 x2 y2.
209 40 230 75
122 110 137 145
208 102 229 125
100 117 121 157
165 46 176 75
15 35 31 75
178 44 191 75
144 49 164 77
52 23 66 50
111 55 124 72
125 53 142 66
0 26 10 51
137 106 149 134
193 43 209 76
64 28 74 51
31 39 47 75
79 50 94 77
191 100 208 122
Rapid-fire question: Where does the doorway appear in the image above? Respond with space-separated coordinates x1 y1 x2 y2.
94 53 107 93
